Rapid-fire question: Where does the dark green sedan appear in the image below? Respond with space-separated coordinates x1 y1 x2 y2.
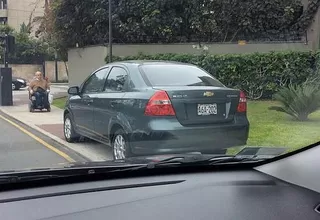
64 61 249 160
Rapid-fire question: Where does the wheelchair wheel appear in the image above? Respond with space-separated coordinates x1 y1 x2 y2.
28 103 34 112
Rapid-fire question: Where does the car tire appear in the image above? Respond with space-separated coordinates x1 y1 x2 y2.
28 101 34 112
15 84 21 90
112 128 131 160
12 83 20 90
29 106 34 112
64 113 80 143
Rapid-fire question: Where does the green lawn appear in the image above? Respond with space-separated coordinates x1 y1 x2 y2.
52 97 67 109
52 97 320 152
246 101 320 152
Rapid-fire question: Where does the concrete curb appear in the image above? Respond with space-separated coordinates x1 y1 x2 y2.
50 85 69 90
0 107 107 162
50 83 68 85
53 93 68 99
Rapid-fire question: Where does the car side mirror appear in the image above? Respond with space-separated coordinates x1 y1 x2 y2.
68 86 80 95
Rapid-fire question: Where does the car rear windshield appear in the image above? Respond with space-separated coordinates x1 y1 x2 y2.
140 64 225 87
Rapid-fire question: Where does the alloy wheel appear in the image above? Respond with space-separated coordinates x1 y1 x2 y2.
64 117 72 139
113 134 126 160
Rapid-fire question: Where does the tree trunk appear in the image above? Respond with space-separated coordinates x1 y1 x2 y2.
63 61 69 77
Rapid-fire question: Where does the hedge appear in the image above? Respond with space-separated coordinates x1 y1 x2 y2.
105 51 319 100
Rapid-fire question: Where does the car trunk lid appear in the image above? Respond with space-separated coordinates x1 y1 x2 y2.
153 86 241 126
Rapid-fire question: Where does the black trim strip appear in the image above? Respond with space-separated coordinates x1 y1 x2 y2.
0 180 184 204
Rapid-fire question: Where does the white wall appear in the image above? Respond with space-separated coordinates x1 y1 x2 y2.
67 42 312 86
68 46 108 86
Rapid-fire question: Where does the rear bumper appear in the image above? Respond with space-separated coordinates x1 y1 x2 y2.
129 118 249 156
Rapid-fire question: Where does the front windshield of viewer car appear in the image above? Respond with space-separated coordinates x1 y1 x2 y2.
0 0 319 177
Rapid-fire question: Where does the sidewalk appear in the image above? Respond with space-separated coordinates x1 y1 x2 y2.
0 91 112 162
50 84 69 89
50 83 68 85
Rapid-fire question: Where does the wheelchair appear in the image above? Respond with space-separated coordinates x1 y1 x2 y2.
28 88 51 112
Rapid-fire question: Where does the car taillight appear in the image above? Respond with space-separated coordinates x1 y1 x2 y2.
237 91 247 113
144 90 176 116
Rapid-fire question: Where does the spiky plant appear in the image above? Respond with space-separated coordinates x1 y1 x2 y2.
269 84 320 121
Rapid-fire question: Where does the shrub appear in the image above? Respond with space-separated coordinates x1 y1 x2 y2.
269 83 320 121
106 51 318 99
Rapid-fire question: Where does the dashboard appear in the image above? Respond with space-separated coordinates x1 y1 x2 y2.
1 145 320 220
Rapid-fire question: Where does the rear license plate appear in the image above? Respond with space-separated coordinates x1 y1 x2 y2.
197 104 217 116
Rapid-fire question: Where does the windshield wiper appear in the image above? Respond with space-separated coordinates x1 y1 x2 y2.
0 147 287 184
144 155 265 169
144 146 288 168
0 156 257 184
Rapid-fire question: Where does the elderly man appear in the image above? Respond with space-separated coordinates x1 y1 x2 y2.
28 71 50 107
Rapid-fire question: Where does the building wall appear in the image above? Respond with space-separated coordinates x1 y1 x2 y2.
7 0 44 34
44 61 68 82
67 42 312 86
11 63 40 81
113 42 312 56
68 46 108 86
10 61 68 82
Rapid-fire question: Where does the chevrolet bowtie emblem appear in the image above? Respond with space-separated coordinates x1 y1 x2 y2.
203 91 214 97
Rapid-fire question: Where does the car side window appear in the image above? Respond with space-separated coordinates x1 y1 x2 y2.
104 67 128 92
82 68 109 94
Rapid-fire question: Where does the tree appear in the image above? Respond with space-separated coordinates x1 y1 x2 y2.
0 25 14 62
0 24 54 64
33 0 68 76
0 24 15 35
10 23 54 64
52 0 320 48
33 0 55 41
33 0 66 58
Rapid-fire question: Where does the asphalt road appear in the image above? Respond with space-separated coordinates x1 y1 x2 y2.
0 111 87 172
11 87 113 162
